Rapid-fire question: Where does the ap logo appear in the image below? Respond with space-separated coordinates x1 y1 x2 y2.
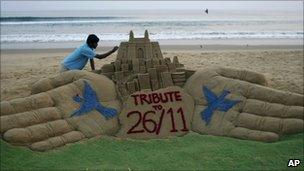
288 159 301 167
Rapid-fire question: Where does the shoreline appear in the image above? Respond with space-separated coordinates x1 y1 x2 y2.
1 38 303 51
1 44 303 55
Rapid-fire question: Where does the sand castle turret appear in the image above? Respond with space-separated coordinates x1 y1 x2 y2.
144 30 149 40
100 30 187 99
129 30 134 42
116 30 160 61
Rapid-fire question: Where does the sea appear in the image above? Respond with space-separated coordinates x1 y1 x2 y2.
1 9 303 49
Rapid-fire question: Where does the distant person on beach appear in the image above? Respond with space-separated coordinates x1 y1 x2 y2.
60 34 119 72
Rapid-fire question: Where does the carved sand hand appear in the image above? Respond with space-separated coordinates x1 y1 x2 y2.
0 70 121 151
184 67 303 142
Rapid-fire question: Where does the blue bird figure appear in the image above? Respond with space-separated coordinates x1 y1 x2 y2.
201 86 241 124
71 81 117 119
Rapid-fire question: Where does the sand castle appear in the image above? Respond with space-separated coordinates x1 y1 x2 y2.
0 30 303 151
99 30 188 100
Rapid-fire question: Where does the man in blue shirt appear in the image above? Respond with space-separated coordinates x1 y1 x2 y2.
60 34 118 72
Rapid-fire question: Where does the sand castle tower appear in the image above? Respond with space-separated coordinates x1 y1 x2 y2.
116 30 162 61
100 30 187 100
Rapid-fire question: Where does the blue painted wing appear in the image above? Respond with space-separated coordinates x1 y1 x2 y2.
71 105 93 116
95 104 118 119
201 107 214 124
203 86 218 105
83 81 99 101
73 95 83 103
217 99 241 112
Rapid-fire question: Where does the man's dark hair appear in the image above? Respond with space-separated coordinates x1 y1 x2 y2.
86 34 99 44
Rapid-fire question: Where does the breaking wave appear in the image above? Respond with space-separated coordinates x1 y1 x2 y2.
1 31 303 43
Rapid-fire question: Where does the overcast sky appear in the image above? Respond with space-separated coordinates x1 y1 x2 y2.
1 1 303 11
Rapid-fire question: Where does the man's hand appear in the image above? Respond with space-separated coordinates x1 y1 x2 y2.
111 46 119 53
0 71 121 151
184 67 303 142
95 46 119 59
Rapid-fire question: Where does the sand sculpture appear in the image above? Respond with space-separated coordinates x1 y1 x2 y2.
0 30 303 151
99 30 188 100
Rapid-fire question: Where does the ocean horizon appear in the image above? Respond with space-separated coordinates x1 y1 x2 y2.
1 9 303 49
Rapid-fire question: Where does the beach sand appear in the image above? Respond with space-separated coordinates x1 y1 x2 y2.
1 45 303 101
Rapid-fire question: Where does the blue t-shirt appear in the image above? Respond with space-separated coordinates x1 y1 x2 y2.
62 43 96 70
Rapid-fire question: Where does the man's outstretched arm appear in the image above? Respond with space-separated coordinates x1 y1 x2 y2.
95 46 119 59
